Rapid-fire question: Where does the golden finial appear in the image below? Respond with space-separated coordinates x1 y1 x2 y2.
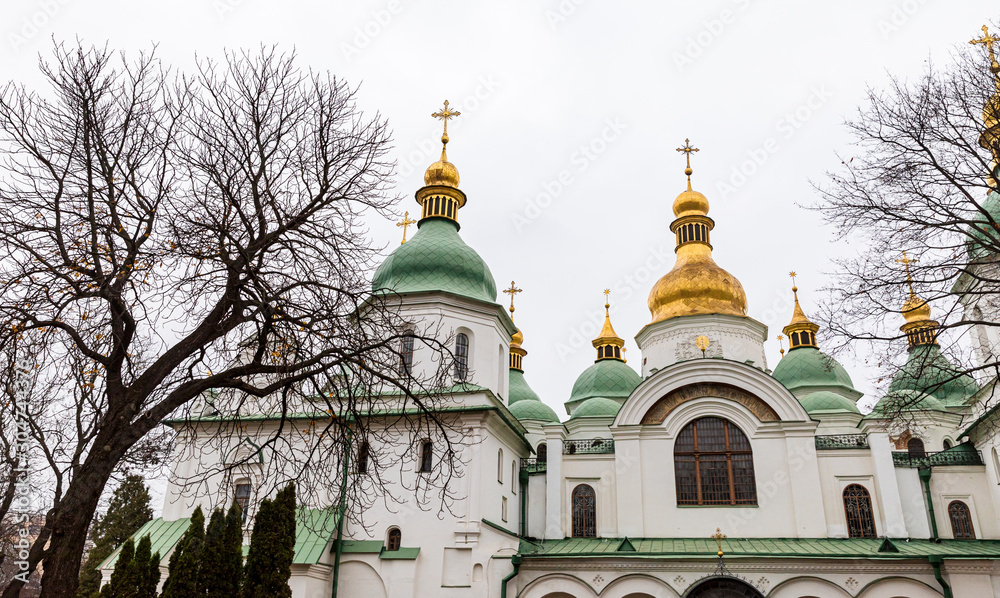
971 25 1000 77
396 211 416 244
676 138 700 189
895 251 918 297
711 527 727 558
431 100 461 159
777 334 785 357
503 281 522 319
603 288 612 314
622 346 627 364
695 335 710 356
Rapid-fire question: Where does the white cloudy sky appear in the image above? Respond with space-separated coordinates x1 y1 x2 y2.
3 0 997 420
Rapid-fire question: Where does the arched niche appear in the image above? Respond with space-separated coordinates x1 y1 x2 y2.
641 382 780 425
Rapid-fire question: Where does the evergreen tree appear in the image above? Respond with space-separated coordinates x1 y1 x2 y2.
161 506 205 598
79 475 154 598
99 534 161 598
100 538 134 598
199 502 244 598
243 484 296 598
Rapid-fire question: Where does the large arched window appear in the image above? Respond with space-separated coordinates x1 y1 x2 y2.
571 484 596 538
907 437 926 459
674 417 757 506
455 333 469 381
843 484 877 538
949 501 976 539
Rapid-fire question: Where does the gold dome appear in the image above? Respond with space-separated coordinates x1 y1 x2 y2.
424 149 460 188
672 184 710 218
511 328 524 347
901 292 932 325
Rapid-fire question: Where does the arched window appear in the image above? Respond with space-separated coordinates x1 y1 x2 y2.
357 442 370 475
943 439 953 450
907 437 926 459
234 480 252 521
571 484 596 538
537 443 547 463
497 448 504 483
843 484 877 538
419 440 433 473
399 333 415 375
455 333 469 380
674 417 757 506
386 528 401 551
949 501 975 539
511 461 517 494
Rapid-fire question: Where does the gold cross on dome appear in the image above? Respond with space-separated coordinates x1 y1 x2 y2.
971 25 1000 68
789 271 797 285
777 334 785 357
431 100 461 142
396 211 416 244
676 138 700 182
895 251 918 295
503 281 522 318
711 527 727 557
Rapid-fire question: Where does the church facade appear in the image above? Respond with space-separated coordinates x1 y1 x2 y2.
104 85 1000 597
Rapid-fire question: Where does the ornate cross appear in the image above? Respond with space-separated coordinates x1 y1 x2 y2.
396 211 416 244
676 138 700 182
432 100 461 141
789 271 797 286
970 25 1000 69
503 281 522 318
695 335 710 356
711 527 727 557
895 251 918 296
776 334 785 357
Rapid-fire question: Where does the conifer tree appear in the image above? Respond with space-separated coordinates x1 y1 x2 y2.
199 502 244 598
242 485 296 598
100 538 134 598
161 506 205 598
79 475 154 598
98 534 160 598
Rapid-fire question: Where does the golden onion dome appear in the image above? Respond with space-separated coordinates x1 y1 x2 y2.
424 151 460 188
511 328 524 347
901 292 932 325
648 141 748 323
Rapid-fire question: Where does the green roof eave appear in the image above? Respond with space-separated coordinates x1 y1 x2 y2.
516 536 1000 559
379 546 420 560
99 517 191 569
482 518 520 539
340 540 383 553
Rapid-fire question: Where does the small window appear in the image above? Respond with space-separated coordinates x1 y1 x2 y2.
455 333 469 381
386 528 401 551
497 449 504 483
908 437 926 459
943 439 953 450
399 334 415 375
357 442 370 475
949 501 975 539
537 443 547 463
572 484 596 538
502 496 508 523
234 481 252 522
843 484 877 538
511 461 517 494
419 440 433 473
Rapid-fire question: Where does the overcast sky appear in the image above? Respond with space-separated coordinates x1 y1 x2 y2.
4 0 998 420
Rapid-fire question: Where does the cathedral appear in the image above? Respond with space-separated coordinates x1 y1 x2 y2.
101 41 1000 598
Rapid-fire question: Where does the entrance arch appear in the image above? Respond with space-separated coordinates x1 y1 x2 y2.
686 577 764 598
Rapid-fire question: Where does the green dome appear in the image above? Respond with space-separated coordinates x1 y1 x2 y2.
798 391 860 414
568 359 642 405
509 369 541 405
509 398 560 423
966 189 1000 262
772 347 858 397
372 218 497 303
872 389 946 414
570 397 623 419
889 344 978 407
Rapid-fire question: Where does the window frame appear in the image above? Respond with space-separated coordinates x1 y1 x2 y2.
673 417 758 506
571 484 597 538
948 500 976 539
497 448 504 483
843 484 878 539
386 527 402 551
357 442 370 475
455 332 469 381
419 440 433 473
399 333 415 376
234 480 252 522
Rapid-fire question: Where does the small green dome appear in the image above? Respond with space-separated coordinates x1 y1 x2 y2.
772 347 857 396
568 359 642 405
873 389 946 414
509 369 541 405
798 391 860 414
889 344 978 407
509 398 560 423
966 189 1000 262
372 219 497 303
570 397 622 419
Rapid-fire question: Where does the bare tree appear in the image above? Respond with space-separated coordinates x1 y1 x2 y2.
813 24 1000 424
0 44 460 597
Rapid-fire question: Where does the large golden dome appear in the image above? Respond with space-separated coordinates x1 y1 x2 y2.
648 149 748 323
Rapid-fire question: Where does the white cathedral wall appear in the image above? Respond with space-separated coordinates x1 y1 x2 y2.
927 466 999 539
561 454 617 537
634 313 768 376
816 450 881 538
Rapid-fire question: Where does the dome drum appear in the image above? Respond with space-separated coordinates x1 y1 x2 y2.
669 215 714 250
416 185 467 223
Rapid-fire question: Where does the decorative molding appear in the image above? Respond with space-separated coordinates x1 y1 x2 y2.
641 382 781 424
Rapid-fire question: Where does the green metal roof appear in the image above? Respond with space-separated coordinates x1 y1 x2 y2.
567 359 641 411
518 536 1000 559
99 517 191 569
371 218 497 303
798 391 860 414
509 369 542 404
871 389 947 415
771 347 858 397
889 344 978 407
966 188 1000 261
509 397 561 423
570 396 623 419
